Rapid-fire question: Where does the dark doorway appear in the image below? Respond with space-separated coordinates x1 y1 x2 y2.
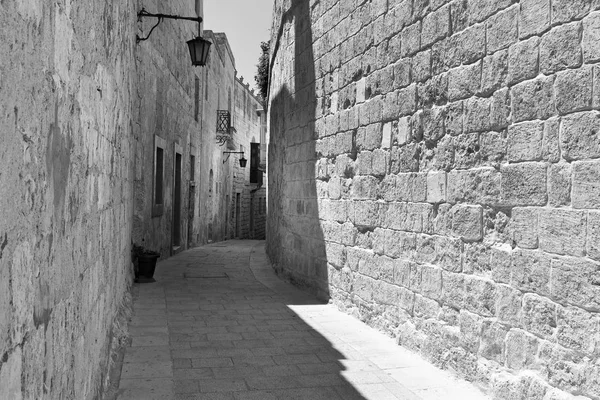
188 154 196 248
235 192 241 238
173 152 182 248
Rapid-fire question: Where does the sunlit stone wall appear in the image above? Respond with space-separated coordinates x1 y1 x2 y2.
267 0 600 398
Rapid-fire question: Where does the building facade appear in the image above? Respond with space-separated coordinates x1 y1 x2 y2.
0 0 267 398
267 0 600 399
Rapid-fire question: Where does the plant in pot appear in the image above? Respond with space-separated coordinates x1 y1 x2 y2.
131 242 160 283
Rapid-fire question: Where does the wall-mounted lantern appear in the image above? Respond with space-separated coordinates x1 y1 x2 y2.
223 152 247 168
136 8 211 66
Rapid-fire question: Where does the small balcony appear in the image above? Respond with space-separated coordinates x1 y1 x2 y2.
216 110 236 150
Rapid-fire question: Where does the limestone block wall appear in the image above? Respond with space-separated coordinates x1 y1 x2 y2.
232 77 267 239
199 31 237 243
0 1 136 398
267 0 600 398
133 0 202 255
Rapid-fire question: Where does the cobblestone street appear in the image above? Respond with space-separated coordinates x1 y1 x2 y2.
115 240 488 400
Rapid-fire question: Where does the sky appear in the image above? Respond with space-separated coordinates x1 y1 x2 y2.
204 0 274 92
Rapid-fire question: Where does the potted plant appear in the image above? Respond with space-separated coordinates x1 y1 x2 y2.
131 243 160 283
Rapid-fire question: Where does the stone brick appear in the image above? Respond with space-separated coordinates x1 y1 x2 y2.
554 65 593 115
505 329 539 370
495 284 522 325
572 161 600 209
418 73 449 107
421 4 450 48
542 117 560 163
479 320 509 363
350 200 384 227
521 294 557 339
468 0 513 25
508 36 539 85
412 49 432 83
583 12 600 62
414 294 441 318
556 306 599 353
551 0 590 25
464 276 496 316
588 211 600 261
479 131 507 167
539 208 586 257
383 202 434 233
500 163 547 206
490 88 510 130
507 121 544 162
486 5 519 54
372 149 389 176
510 75 555 123
401 21 421 57
448 168 501 205
454 132 480 169
427 171 447 203
396 116 412 145
595 65 600 109
508 207 539 249
510 249 552 296
356 77 366 103
548 164 571 207
560 111 600 161
480 50 508 96
419 264 443 300
451 204 483 242
539 22 583 75
464 96 492 133
444 101 463 136
459 310 484 353
397 84 418 116
388 173 427 202
447 61 482 101
519 0 551 39
451 0 469 33
384 230 417 259
441 271 464 309
433 203 453 236
392 58 412 89
551 258 600 311
390 142 420 173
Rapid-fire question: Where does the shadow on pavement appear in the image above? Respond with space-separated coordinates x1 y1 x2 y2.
128 240 368 399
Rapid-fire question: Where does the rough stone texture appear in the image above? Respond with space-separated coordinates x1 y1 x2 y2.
0 0 137 398
268 0 600 399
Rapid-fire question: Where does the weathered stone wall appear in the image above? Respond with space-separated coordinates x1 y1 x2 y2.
232 77 267 239
267 0 600 398
133 0 203 255
0 0 136 398
199 31 237 243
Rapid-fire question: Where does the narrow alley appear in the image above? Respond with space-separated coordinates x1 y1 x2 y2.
113 240 488 400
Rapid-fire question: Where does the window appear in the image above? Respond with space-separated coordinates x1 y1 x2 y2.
250 143 261 184
194 76 200 122
209 169 213 196
190 154 196 181
153 135 166 216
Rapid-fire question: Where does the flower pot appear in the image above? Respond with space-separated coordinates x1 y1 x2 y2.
137 254 159 283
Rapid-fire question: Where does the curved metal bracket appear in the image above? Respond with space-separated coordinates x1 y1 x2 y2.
136 8 203 43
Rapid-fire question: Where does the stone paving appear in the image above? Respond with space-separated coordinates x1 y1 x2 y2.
115 240 489 400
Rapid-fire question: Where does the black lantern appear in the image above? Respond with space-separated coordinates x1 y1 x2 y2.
187 36 211 66
136 9 211 67
223 151 247 168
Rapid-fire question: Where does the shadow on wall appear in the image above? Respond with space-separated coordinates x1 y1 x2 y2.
268 0 330 300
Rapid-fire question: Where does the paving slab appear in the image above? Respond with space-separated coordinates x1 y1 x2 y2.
115 240 489 400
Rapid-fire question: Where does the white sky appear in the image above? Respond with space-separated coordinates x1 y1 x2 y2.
204 0 275 91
